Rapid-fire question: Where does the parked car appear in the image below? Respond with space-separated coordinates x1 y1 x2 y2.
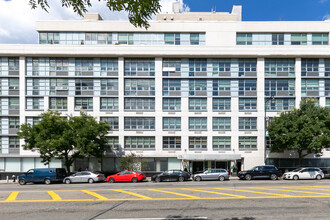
193 169 229 181
63 171 105 184
106 171 146 183
238 165 281 181
18 168 67 185
152 170 191 182
283 168 324 180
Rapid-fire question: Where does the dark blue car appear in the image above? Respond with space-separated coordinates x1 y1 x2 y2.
18 168 67 185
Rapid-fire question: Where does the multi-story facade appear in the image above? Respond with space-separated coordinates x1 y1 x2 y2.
0 5 330 175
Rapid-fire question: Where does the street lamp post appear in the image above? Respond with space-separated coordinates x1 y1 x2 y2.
264 96 275 165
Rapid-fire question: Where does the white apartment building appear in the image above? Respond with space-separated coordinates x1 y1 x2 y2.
0 5 329 175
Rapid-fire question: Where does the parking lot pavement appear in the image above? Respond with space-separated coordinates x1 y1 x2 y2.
2 183 330 203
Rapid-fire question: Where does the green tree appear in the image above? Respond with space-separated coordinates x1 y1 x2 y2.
18 111 110 173
119 153 146 171
28 0 161 28
268 100 330 167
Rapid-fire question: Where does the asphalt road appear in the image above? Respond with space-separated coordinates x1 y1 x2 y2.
1 179 330 220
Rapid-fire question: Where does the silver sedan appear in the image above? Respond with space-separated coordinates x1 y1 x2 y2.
63 171 105 184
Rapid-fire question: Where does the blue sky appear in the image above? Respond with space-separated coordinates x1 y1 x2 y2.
187 0 330 21
1 0 330 44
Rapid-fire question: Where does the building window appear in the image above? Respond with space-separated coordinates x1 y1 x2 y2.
163 117 181 130
163 59 181 76
100 79 118 95
75 59 94 75
124 136 155 149
301 59 319 77
189 98 207 111
239 98 257 111
163 137 181 149
312 33 328 45
163 98 181 111
266 98 295 111
213 137 231 150
100 58 118 76
212 80 231 96
26 117 42 125
265 79 295 97
163 79 181 96
125 79 155 96
325 59 330 77
291 33 307 45
164 33 180 45
236 33 252 45
239 117 257 130
189 59 207 76
124 117 155 130
326 98 330 107
9 136 19 148
189 137 207 149
9 78 19 90
301 79 319 97
212 117 231 130
238 59 257 77
100 98 119 111
326 80 330 96
189 117 207 130
9 98 19 110
212 59 231 76
75 79 94 95
272 33 284 45
106 137 119 151
8 58 19 72
189 80 207 96
265 59 295 77
124 58 155 76
49 79 69 95
100 117 119 130
239 80 257 96
118 33 133 44
9 117 19 128
190 33 201 45
213 98 231 111
75 97 93 110
239 137 257 150
124 98 154 111
49 97 67 110
266 137 273 149
49 58 69 75
26 97 44 110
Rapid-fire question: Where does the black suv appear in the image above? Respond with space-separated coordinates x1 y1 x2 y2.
238 165 282 180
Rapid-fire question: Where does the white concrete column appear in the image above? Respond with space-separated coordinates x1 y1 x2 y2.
257 58 265 161
155 57 163 152
117 57 125 152
295 58 302 107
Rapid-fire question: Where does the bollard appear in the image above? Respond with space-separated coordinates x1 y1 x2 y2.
6 176 8 183
12 175 16 183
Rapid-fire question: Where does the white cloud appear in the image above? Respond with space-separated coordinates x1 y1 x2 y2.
323 14 330 20
0 0 190 44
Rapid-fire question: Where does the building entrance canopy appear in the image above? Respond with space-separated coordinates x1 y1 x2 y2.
177 154 241 161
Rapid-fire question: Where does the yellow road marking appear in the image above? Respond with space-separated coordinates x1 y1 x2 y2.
5 191 19 201
148 189 200 199
81 190 108 200
215 187 292 197
112 189 152 200
252 187 330 196
47 191 62 201
181 188 246 198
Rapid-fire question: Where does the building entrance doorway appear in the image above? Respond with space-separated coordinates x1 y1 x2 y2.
192 161 204 174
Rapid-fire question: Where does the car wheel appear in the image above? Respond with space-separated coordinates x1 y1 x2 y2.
245 174 252 181
19 179 26 185
88 178 94 184
155 177 161 183
219 176 225 181
65 179 71 184
44 179 51 185
316 175 322 180
178 176 184 182
132 177 138 183
293 175 299 180
270 174 278 180
109 178 115 183
195 176 201 181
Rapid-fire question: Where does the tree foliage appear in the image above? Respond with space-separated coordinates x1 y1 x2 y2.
268 100 330 167
28 0 162 28
18 111 110 173
119 153 146 171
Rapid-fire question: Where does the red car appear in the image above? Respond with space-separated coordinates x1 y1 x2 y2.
106 171 146 183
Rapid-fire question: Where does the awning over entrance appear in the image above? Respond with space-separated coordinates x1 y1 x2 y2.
177 154 241 161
